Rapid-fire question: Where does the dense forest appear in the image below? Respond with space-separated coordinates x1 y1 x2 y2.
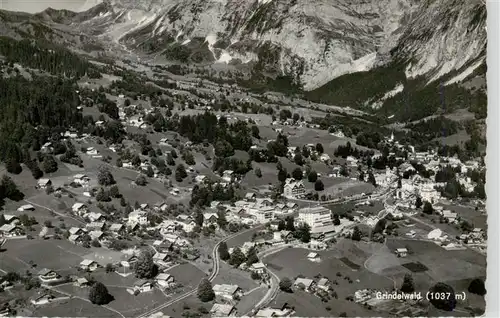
0 37 101 78
0 75 83 164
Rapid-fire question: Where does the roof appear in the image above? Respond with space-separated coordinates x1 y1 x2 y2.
307 252 318 258
251 262 266 269
156 273 172 281
135 279 151 287
213 284 239 295
0 224 17 232
294 277 314 288
245 192 256 199
317 278 329 286
72 203 86 210
37 268 54 276
69 234 81 241
153 252 169 261
396 248 408 253
110 223 124 231
69 227 82 235
80 259 96 266
210 304 234 316
38 178 51 185
77 277 89 284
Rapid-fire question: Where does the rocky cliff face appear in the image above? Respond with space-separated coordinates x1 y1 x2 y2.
72 0 485 91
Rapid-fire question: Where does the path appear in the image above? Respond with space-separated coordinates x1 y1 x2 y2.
136 225 264 318
243 245 289 316
24 199 85 225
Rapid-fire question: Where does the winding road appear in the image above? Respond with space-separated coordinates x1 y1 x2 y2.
136 225 264 318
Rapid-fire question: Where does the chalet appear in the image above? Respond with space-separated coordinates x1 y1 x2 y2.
156 273 175 288
210 201 222 209
86 222 105 231
307 252 320 262
210 304 235 317
80 259 99 271
222 170 234 182
0 224 23 237
17 204 35 212
68 234 83 244
37 178 52 189
73 174 91 185
178 220 196 233
293 277 315 292
249 262 266 275
153 252 170 265
316 278 330 292
255 302 294 317
213 284 242 300
74 277 90 287
119 255 139 269
87 212 105 222
89 230 105 241
245 192 256 201
154 202 168 212
140 203 149 210
72 203 87 215
255 198 273 207
37 269 60 283
30 293 54 306
286 202 298 209
2 215 19 224
195 175 207 184
395 248 408 258
133 279 153 293
69 227 84 237
110 223 125 234
203 213 218 225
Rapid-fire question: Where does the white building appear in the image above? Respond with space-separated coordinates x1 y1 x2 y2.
128 210 148 225
283 178 306 199
296 206 335 234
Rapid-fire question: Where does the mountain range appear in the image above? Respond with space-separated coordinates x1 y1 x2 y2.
0 0 487 119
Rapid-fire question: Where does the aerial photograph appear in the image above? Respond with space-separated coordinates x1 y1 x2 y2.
0 0 489 317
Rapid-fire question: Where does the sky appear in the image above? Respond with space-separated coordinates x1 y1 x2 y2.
0 0 87 13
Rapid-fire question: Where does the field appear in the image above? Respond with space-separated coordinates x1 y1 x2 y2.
263 237 487 316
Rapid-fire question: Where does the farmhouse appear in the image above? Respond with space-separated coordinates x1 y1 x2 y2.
210 304 235 317
74 277 90 287
68 234 83 244
316 278 330 292
245 192 256 201
87 212 105 222
37 178 52 189
37 269 60 283
73 174 90 185
0 224 23 237
30 293 54 306
156 273 175 288
307 252 320 262
110 223 125 234
72 203 87 214
293 277 315 292
296 206 335 235
133 279 153 293
153 252 170 266
203 213 218 225
69 227 84 236
80 259 99 271
89 230 105 241
86 222 105 231
249 262 266 275
2 214 19 224
222 170 234 182
213 284 242 300
255 302 295 317
17 204 35 212
395 248 408 258
283 178 306 198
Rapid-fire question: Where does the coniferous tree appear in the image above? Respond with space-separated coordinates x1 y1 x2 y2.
197 278 215 302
